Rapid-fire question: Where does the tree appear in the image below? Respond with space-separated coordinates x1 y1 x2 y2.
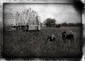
61 22 67 26
44 18 56 27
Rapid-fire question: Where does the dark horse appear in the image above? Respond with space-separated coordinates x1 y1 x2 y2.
62 31 74 43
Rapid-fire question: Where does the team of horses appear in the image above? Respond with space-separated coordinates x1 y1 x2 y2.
47 31 74 43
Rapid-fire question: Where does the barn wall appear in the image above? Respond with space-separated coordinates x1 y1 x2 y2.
29 25 41 30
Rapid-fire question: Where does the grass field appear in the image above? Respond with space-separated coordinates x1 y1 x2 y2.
3 26 82 58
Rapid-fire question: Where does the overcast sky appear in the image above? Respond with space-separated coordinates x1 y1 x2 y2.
4 4 82 24
0 0 84 24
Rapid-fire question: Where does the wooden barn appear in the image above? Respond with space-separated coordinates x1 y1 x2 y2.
15 8 41 30
5 8 41 31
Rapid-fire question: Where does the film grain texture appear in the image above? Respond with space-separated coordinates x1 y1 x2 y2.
3 3 82 59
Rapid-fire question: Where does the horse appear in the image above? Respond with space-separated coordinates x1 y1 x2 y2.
62 31 74 43
47 34 56 41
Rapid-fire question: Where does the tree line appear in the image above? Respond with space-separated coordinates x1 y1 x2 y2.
44 18 82 27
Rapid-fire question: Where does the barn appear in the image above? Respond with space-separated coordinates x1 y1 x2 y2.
16 8 41 30
5 8 41 31
29 25 41 30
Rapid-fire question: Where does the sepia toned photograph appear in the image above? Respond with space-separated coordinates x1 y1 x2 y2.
2 3 82 59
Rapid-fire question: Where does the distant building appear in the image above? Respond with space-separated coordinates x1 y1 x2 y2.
5 8 41 30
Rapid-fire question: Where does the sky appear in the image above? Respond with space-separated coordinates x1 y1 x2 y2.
0 0 82 3
4 4 81 24
0 0 84 23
